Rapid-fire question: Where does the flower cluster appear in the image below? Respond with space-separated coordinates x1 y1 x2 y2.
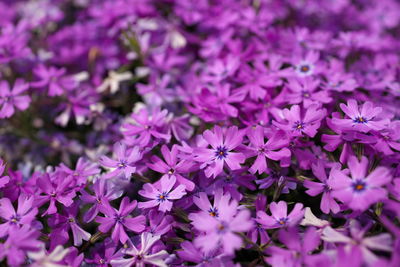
0 0 399 266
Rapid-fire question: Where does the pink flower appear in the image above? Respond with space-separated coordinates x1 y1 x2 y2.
332 99 389 133
273 104 326 138
0 79 31 119
256 201 305 229
330 156 392 211
195 126 245 178
138 176 186 212
95 197 146 244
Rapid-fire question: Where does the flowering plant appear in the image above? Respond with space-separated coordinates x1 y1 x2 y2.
0 0 399 266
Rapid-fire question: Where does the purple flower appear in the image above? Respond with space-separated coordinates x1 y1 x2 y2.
195 126 245 178
138 176 186 212
322 220 392 265
122 108 170 147
0 225 41 266
256 201 305 229
265 227 321 266
95 197 146 244
293 50 320 77
85 238 117 267
189 189 232 221
330 156 392 211
81 179 122 223
0 159 10 188
332 99 389 133
273 104 326 138
286 77 332 107
100 142 142 179
304 161 341 214
192 204 253 255
0 79 30 119
59 157 100 186
0 195 38 237
177 241 230 266
110 232 169 267
48 202 91 247
147 144 195 191
246 126 291 174
36 173 76 215
31 65 76 96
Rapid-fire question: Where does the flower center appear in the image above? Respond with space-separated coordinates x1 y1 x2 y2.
69 217 75 223
168 168 175 175
10 215 20 224
157 192 169 202
302 91 310 98
114 215 124 223
293 121 305 131
353 116 368 124
208 207 219 217
118 160 127 168
299 64 310 73
352 180 367 192
277 217 288 225
215 146 228 160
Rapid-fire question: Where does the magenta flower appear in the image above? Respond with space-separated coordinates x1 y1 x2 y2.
0 225 42 267
96 197 146 244
0 195 38 237
0 79 31 119
195 126 245 178
100 142 142 179
293 51 320 77
59 157 100 186
48 203 91 247
138 176 186 212
0 159 10 188
330 156 392 211
304 161 341 214
192 203 253 255
332 99 389 133
265 227 321 267
256 201 305 229
273 104 326 138
322 220 392 265
147 144 195 191
110 232 169 267
246 126 291 174
189 189 232 221
122 108 170 147
31 65 76 96
286 77 332 107
80 179 122 223
36 174 76 215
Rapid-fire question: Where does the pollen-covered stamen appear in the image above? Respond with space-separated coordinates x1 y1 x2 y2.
299 64 311 73
157 192 169 202
68 217 75 223
168 168 175 175
10 215 20 224
352 180 367 192
293 121 305 131
215 146 228 160
208 207 219 217
118 160 127 168
277 217 288 225
302 91 310 98
353 116 368 124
